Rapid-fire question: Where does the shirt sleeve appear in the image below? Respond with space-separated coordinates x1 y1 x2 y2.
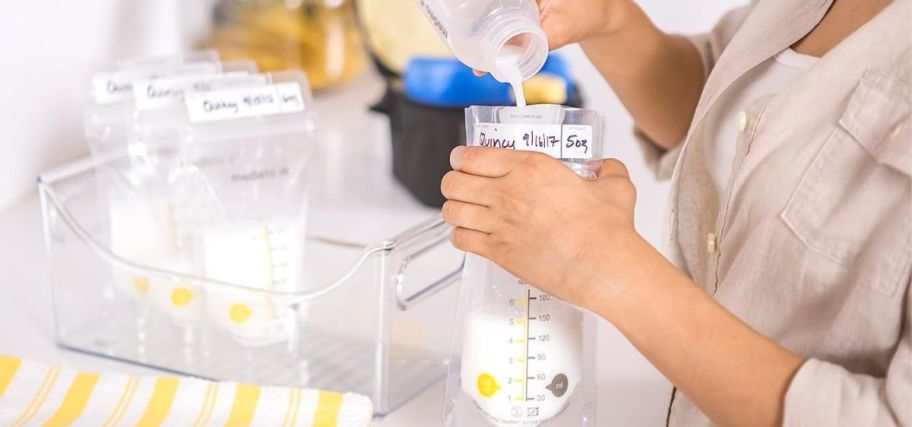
634 4 754 180
783 283 912 427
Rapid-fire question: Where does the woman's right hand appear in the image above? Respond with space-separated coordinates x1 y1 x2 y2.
537 0 636 50
470 0 636 76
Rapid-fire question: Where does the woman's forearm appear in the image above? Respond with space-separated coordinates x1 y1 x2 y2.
579 3 705 150
587 238 804 427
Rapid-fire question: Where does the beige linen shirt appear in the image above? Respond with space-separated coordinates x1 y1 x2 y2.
638 0 912 425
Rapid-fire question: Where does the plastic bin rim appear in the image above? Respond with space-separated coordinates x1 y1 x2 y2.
37 155 455 306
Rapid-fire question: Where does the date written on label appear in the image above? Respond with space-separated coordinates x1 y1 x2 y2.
473 123 594 160
133 72 263 110
185 82 305 123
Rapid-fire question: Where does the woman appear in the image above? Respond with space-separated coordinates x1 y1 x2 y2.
440 0 910 425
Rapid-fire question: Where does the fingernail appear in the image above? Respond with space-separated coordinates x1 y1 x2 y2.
451 146 466 170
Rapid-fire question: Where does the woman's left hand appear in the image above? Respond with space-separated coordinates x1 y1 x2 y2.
441 146 644 308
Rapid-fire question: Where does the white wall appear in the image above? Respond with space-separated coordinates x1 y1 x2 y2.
0 1 214 212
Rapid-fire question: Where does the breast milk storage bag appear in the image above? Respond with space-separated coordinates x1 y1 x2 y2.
88 55 261 335
107 70 316 354
444 105 601 427
179 71 316 348
89 58 261 296
85 50 233 159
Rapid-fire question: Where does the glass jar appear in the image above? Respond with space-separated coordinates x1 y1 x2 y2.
207 0 365 90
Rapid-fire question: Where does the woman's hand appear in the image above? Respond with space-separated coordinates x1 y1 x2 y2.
440 146 642 308
537 0 636 50
538 0 706 150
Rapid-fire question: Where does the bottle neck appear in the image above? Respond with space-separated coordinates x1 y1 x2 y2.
479 12 548 82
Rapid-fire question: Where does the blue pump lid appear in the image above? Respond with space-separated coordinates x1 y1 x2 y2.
403 53 573 108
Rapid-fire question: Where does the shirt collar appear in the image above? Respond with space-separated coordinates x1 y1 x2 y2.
687 0 833 139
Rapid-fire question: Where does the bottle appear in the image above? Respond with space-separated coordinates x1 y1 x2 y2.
415 0 548 88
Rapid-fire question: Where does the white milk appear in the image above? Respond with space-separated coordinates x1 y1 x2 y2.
203 222 306 346
495 45 527 108
460 305 582 426
109 197 201 323
201 223 303 290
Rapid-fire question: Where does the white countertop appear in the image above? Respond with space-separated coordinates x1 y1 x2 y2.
0 68 670 426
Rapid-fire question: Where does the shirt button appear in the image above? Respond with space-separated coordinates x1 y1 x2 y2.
736 111 748 133
890 122 905 143
706 232 718 254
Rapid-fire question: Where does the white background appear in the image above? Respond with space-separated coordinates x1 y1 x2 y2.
0 0 215 212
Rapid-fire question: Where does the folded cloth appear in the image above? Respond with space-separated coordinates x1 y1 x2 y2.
0 354 372 426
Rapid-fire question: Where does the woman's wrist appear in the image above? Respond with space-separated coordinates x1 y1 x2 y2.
597 0 643 37
582 1 656 47
579 5 668 80
569 230 668 319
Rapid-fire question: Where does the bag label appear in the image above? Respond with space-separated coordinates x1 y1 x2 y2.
184 82 305 123
133 72 260 110
91 62 220 104
473 123 594 159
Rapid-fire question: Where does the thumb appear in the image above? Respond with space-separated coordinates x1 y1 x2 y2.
597 158 630 180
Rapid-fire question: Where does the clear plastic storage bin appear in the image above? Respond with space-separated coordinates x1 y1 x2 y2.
39 155 464 415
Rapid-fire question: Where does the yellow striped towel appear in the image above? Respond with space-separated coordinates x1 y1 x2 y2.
0 354 373 427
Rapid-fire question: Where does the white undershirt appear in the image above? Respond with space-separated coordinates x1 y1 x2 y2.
704 48 819 205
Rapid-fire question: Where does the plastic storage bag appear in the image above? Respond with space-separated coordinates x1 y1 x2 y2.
151 71 313 345
88 55 261 326
97 67 316 350
177 72 316 346
85 56 259 160
89 50 221 107
444 104 602 427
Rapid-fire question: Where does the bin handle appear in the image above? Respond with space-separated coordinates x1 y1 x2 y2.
395 253 465 311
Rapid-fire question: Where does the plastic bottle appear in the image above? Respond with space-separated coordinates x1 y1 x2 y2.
416 0 548 86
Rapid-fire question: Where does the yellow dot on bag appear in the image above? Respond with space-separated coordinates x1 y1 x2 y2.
477 373 500 398
132 277 149 295
171 288 194 307
230 304 252 324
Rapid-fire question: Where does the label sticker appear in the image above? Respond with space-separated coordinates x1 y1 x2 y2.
91 73 135 104
91 62 220 104
473 123 594 159
184 82 305 123
561 124 593 159
133 72 261 110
